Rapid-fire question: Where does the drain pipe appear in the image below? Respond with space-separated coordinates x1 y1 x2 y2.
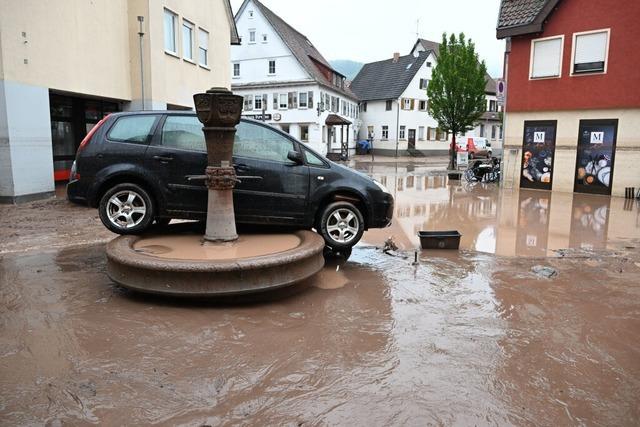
137 16 145 111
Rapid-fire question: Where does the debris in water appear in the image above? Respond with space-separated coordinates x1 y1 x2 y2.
382 237 398 253
532 265 558 279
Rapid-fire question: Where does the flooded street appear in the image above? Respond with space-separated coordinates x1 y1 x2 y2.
2 163 640 426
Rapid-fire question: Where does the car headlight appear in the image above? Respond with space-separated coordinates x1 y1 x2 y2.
374 180 390 194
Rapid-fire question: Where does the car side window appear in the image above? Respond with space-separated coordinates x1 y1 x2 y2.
161 115 205 151
303 148 326 167
233 121 294 163
108 115 157 144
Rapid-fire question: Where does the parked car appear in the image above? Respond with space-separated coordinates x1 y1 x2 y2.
67 111 394 250
466 137 492 159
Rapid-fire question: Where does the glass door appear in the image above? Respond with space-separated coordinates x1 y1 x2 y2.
520 120 557 190
573 119 617 195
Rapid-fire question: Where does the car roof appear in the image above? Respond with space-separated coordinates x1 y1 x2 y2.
107 110 264 125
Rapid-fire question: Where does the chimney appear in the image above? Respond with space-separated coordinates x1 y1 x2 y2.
393 52 400 63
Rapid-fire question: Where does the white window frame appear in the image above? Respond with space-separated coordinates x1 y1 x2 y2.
254 94 263 111
381 126 389 140
278 93 288 110
268 60 276 75
570 28 610 76
299 92 308 109
418 126 425 140
399 125 406 140
163 8 178 56
249 29 256 44
529 34 564 80
233 63 240 78
403 98 411 110
182 19 195 63
198 28 209 68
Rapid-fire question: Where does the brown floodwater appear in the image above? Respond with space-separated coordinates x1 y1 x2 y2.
1 163 639 425
133 233 302 260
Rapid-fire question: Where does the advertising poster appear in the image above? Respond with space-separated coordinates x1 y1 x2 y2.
520 120 557 190
574 119 618 195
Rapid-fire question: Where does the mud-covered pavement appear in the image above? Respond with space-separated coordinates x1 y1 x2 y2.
2 163 640 426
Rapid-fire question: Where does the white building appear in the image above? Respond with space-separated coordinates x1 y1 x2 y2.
231 0 359 157
351 39 502 156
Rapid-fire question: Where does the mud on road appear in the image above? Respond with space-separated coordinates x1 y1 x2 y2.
1 172 640 426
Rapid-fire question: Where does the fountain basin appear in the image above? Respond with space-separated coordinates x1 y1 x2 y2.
106 230 325 297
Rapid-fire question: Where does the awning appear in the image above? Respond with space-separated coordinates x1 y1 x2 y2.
325 114 351 126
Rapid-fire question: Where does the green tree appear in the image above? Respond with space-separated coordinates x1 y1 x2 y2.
427 33 488 170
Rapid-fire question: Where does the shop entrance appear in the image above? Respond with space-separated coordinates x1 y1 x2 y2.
573 119 617 195
520 120 557 191
50 93 120 181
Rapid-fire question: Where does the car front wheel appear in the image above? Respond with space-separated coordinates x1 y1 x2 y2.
318 201 365 250
99 183 155 234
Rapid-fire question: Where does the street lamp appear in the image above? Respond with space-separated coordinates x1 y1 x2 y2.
137 16 145 111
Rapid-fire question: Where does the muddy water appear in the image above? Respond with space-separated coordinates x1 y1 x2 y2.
133 233 302 260
1 163 640 425
360 165 640 256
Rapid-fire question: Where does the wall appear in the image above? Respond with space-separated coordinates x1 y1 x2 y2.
502 109 640 197
506 0 640 112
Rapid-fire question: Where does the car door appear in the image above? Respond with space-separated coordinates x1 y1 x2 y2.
232 121 309 225
145 114 207 215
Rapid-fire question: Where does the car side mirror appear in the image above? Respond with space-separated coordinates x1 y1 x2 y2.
287 150 303 165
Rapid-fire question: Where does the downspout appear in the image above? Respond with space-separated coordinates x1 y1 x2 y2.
395 99 401 157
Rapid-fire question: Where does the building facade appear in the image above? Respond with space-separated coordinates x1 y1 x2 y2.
231 0 359 157
0 0 238 203
352 39 502 156
497 0 640 197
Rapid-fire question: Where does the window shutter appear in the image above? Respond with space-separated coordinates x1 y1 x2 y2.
288 92 293 109
273 93 278 109
400 98 405 110
410 99 415 110
531 38 562 78
308 91 314 108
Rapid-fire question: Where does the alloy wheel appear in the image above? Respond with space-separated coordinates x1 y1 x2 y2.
326 208 360 244
106 190 147 229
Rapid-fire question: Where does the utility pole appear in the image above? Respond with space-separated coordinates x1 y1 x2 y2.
137 16 145 111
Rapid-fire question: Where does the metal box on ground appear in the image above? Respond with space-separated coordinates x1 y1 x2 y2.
418 230 461 250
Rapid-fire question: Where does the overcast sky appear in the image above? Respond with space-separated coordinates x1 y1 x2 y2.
230 0 505 77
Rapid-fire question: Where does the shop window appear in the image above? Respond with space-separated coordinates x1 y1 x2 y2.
163 9 178 54
572 29 609 74
530 35 563 79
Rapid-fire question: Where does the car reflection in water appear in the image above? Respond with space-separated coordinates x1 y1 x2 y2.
360 164 640 257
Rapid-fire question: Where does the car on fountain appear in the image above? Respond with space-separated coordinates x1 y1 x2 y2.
67 111 394 250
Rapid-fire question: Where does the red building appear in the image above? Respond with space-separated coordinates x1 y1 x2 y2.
497 0 640 196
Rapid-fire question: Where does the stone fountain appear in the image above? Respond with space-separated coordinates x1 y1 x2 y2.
105 88 325 297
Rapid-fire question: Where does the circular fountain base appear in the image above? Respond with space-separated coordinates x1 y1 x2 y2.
106 230 325 297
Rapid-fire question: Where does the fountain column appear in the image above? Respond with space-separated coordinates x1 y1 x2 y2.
193 87 244 242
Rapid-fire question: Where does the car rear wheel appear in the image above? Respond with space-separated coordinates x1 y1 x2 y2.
99 183 155 235
318 201 364 250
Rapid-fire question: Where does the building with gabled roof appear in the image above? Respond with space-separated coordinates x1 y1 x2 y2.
497 0 640 197
231 0 359 156
351 40 502 156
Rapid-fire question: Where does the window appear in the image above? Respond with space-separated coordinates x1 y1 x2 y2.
480 124 485 137
273 93 278 109
303 148 325 166
572 29 609 74
419 78 428 89
362 102 367 112
163 9 177 54
262 33 268 43
308 91 314 109
418 126 425 140
161 115 205 151
268 60 276 74
299 92 308 108
499 126 503 139
419 100 427 111
279 94 288 109
243 95 253 111
248 10 254 18
426 61 432 67
436 128 446 140
530 36 563 78
402 98 412 110
288 92 297 109
489 100 498 112
427 127 436 141
234 121 294 163
254 94 265 111
385 100 393 111
382 126 389 140
233 63 240 77
249 30 256 43
491 125 496 140
108 115 157 143
300 125 309 141
399 126 406 140
198 29 209 66
182 20 194 61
